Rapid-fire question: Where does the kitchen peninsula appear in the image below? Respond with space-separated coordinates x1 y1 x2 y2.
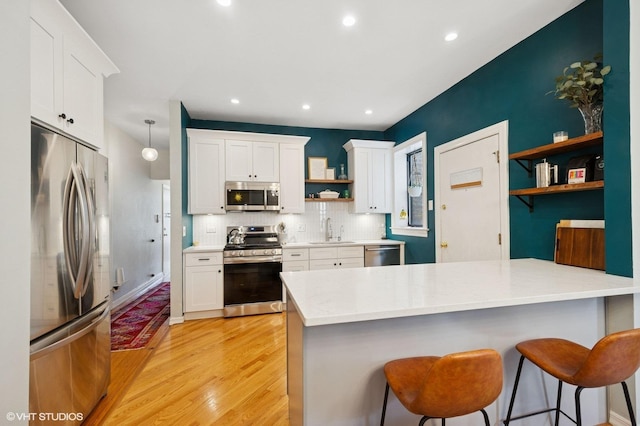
281 259 639 426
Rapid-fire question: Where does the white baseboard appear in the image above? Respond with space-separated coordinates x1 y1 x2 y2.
111 274 164 311
169 316 184 325
610 410 632 426
184 310 224 321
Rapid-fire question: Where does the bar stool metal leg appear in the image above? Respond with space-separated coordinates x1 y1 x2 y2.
480 408 491 426
504 355 525 425
621 381 637 426
575 386 584 426
554 380 563 426
380 383 390 426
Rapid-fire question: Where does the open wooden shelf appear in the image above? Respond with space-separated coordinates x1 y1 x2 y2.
510 180 604 196
305 179 353 184
509 131 603 161
305 198 353 202
510 181 604 212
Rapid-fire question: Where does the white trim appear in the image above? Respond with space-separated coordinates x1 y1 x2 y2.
391 132 429 237
110 274 164 311
433 120 510 262
390 227 429 237
609 409 632 426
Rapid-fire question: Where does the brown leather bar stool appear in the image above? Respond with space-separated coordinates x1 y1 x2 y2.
380 349 503 425
504 328 640 426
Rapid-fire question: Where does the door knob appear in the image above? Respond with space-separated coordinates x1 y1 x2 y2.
441 204 447 210
440 242 448 248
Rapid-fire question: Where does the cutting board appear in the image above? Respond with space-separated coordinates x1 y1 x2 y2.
554 226 605 270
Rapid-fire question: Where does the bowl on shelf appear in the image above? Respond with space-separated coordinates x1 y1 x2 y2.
318 189 340 199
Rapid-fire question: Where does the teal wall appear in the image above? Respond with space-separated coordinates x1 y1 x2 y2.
383 0 631 274
603 0 632 276
181 103 193 249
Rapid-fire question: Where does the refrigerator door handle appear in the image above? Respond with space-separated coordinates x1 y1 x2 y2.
63 164 80 294
63 162 91 299
30 304 109 360
78 164 96 297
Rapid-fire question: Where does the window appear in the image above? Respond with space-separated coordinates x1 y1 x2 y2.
407 149 423 227
391 132 428 237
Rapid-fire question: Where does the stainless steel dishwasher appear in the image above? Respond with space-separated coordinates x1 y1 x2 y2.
364 244 401 267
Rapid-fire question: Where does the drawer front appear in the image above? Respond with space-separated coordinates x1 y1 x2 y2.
282 260 309 272
337 246 364 259
185 252 223 267
283 248 309 262
309 247 338 260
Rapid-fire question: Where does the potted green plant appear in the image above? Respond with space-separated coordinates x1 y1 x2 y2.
547 55 611 134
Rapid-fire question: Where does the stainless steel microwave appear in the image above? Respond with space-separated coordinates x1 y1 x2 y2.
225 182 280 211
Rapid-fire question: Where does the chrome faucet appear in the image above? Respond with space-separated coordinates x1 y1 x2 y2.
326 218 333 241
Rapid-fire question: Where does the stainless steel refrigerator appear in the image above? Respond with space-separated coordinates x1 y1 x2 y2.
30 123 110 423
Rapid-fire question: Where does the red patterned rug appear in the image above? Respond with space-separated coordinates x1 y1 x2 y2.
111 282 170 351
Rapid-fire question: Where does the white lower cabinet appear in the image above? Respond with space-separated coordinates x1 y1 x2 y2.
309 246 364 270
184 252 223 312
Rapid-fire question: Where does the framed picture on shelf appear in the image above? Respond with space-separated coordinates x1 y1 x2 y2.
325 168 336 180
308 157 328 180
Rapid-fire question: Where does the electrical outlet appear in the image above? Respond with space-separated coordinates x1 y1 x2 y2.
206 226 216 233
297 224 306 232
182 226 186 237
428 200 434 211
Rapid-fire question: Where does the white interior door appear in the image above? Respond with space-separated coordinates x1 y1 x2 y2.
162 184 171 280
435 122 509 263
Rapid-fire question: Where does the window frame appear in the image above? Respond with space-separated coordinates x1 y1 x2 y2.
391 132 428 237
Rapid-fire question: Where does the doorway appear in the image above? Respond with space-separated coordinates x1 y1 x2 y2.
434 121 510 262
162 184 171 280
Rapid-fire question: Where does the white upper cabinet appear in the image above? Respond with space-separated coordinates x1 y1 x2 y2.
344 140 395 214
279 143 306 213
187 129 226 215
30 0 118 150
225 140 279 182
187 129 309 214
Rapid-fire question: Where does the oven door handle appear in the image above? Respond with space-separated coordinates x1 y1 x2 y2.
224 256 283 265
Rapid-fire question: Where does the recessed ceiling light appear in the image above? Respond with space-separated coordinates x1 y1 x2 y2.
230 98 240 104
217 0 231 6
342 15 356 27
302 104 311 110
365 109 373 115
445 32 458 42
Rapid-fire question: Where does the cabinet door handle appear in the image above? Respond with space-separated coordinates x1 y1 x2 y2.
198 258 210 261
218 270 221 273
291 253 301 257
67 118 74 124
58 113 67 119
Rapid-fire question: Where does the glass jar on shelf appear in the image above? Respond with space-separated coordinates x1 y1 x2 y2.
337 163 348 180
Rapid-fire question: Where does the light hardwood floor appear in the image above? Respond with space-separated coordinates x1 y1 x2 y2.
84 313 289 425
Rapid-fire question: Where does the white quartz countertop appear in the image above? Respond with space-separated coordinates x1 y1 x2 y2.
183 245 225 253
280 258 639 327
283 239 404 248
183 239 403 253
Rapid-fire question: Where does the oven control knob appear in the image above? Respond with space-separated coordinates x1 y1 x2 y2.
232 251 240 257
252 250 258 256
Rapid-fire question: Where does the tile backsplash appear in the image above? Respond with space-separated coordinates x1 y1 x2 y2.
192 202 386 246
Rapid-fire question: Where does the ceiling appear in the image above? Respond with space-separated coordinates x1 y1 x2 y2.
60 0 583 149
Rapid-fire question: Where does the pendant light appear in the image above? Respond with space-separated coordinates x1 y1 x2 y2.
142 119 158 161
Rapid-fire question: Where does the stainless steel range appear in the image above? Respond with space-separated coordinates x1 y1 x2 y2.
223 225 283 317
